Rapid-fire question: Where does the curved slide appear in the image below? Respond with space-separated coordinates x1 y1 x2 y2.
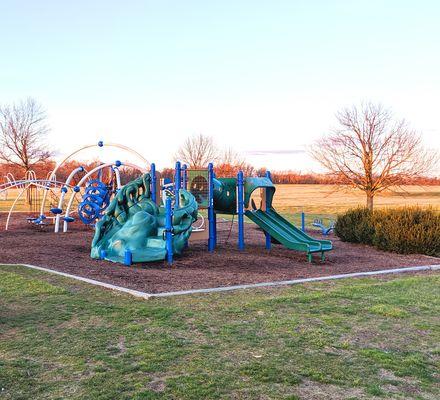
245 208 333 261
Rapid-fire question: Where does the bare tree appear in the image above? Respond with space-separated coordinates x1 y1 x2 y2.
0 98 53 173
175 134 219 168
219 147 245 166
311 102 437 210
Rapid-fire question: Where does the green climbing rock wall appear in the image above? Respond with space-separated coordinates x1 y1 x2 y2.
91 174 198 263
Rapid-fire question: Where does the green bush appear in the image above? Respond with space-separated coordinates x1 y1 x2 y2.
372 207 440 256
334 207 375 244
335 206 440 256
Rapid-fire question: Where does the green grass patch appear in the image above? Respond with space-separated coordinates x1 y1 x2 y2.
0 265 439 399
369 304 410 318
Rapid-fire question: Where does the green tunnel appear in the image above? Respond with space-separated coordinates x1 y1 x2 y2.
213 176 275 214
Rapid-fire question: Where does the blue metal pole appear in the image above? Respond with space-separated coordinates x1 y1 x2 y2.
124 249 132 266
301 211 305 232
237 170 245 250
264 170 271 249
150 162 157 203
208 163 217 252
182 164 188 190
182 163 189 250
212 168 218 247
174 161 181 208
165 197 173 264
208 163 215 252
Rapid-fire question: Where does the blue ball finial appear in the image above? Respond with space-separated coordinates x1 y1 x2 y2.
98 140 104 147
61 186 68 193
74 186 80 193
115 160 122 167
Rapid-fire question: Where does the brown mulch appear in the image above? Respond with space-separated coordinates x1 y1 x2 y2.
0 213 438 293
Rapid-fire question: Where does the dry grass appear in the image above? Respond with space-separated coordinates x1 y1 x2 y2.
0 188 78 213
273 184 440 215
1 184 439 217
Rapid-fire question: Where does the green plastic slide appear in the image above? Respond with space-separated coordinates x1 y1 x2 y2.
245 208 333 261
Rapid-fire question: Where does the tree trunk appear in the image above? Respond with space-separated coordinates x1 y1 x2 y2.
366 192 374 211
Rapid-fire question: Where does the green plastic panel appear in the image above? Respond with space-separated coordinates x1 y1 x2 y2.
187 169 209 209
213 178 237 214
243 177 275 208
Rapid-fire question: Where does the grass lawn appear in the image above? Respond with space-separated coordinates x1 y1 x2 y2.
0 266 439 399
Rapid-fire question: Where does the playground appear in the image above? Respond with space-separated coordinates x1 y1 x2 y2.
1 144 439 400
3 1 440 397
0 141 439 294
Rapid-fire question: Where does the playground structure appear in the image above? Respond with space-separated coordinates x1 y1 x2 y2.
91 173 198 264
0 171 63 229
1 141 149 231
92 161 333 264
1 141 333 263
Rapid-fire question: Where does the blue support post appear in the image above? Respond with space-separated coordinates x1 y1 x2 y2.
213 170 217 247
165 197 173 264
124 249 132 266
182 164 189 249
208 163 216 252
174 161 181 208
212 169 218 246
237 170 245 250
182 164 188 190
265 170 271 249
150 163 157 203
301 211 305 232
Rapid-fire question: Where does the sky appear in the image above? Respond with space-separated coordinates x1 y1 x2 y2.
1 0 439 172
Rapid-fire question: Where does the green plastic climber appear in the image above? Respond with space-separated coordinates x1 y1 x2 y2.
91 174 198 263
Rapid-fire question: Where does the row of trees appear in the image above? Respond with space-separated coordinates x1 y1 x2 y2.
2 156 437 187
1 98 438 210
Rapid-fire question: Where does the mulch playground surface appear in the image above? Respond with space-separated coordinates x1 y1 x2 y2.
1 213 439 294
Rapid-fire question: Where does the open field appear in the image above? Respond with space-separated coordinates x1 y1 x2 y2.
0 188 79 214
271 184 440 227
2 184 439 222
1 184 439 233
1 265 439 399
273 184 440 215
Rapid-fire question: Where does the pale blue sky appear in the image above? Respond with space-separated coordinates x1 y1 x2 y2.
1 1 439 171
